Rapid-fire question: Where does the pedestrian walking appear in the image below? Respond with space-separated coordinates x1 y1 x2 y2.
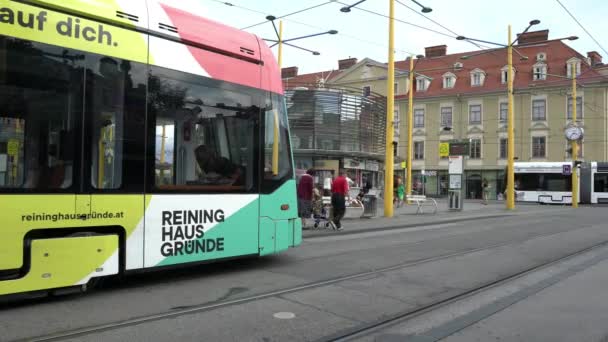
297 169 314 227
482 178 489 205
396 177 405 207
331 169 349 230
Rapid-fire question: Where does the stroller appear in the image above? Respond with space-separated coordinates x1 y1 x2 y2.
313 195 332 229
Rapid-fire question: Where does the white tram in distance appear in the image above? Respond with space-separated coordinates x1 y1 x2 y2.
511 162 608 204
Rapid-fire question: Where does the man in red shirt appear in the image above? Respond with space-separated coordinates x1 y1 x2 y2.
297 169 314 227
331 170 349 230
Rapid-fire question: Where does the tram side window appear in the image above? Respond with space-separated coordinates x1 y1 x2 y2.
88 56 147 190
595 174 608 193
149 66 260 192
516 173 571 191
0 37 81 190
262 93 293 188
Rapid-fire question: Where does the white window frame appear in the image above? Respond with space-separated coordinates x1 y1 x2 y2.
416 77 430 92
414 107 425 128
501 65 515 84
531 98 547 122
470 68 486 87
567 94 584 121
442 72 456 89
533 63 547 80
469 137 482 159
440 106 453 128
413 140 425 160
394 109 400 138
498 99 508 124
566 57 582 78
469 103 482 125
531 135 547 159
499 137 508 159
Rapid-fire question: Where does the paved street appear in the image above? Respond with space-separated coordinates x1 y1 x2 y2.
2 203 608 342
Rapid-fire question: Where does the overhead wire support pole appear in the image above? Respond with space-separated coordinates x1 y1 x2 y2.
571 65 579 208
506 24 515 210
384 0 395 218
406 56 414 205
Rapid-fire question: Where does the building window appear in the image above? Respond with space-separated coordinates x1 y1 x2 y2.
469 104 482 124
469 138 481 159
499 138 508 159
443 73 456 89
394 109 400 136
472 73 481 86
532 136 546 158
394 82 399 94
416 78 429 92
470 69 485 86
566 141 583 159
567 96 583 120
499 102 508 123
532 99 546 121
501 66 515 84
441 106 452 127
362 86 371 97
414 108 425 128
533 64 547 80
414 141 424 160
567 59 581 78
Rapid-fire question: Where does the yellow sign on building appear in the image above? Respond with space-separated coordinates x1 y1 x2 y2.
439 142 450 158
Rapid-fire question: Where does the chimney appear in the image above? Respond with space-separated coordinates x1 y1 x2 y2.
588 51 603 66
281 66 298 79
424 45 447 58
338 57 358 70
516 29 549 45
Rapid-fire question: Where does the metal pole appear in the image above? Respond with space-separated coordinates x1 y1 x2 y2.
383 0 395 217
406 56 414 203
506 25 515 210
278 20 283 68
272 20 283 175
571 68 579 208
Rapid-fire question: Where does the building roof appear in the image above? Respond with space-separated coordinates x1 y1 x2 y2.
394 40 606 99
283 69 344 89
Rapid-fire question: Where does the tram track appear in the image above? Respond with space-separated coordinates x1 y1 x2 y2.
321 238 608 342
18 222 604 342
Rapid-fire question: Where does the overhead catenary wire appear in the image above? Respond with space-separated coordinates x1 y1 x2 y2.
240 1 337 30
554 0 608 57
207 0 417 56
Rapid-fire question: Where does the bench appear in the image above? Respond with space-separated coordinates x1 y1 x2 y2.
406 195 438 214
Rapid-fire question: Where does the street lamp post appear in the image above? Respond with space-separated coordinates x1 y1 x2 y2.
457 20 541 210
340 0 432 217
384 0 396 217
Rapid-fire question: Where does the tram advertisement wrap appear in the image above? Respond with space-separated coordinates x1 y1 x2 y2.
143 195 259 267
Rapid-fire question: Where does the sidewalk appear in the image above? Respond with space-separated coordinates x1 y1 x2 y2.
302 200 550 238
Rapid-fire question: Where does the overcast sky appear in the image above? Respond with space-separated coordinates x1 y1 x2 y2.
195 0 608 74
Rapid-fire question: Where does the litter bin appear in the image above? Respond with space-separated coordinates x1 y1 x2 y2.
361 194 377 217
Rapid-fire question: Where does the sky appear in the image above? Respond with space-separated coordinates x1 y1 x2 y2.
193 0 608 74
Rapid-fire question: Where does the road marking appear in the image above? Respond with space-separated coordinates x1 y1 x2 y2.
273 312 296 320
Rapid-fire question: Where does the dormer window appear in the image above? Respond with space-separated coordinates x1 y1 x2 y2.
533 63 547 80
567 57 582 78
416 76 430 92
443 72 456 89
501 65 515 84
470 68 486 87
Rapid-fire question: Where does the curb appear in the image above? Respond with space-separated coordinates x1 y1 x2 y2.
303 213 514 238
